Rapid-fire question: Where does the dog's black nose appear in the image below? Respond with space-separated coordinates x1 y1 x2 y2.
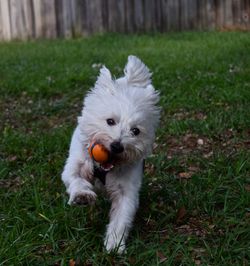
110 141 124 154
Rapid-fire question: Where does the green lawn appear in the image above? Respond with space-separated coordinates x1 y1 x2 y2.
0 32 249 265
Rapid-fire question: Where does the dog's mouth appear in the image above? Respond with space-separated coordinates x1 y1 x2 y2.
99 153 116 171
90 145 124 172
100 161 114 171
99 153 122 171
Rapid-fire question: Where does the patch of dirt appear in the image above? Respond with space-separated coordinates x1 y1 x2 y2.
214 129 250 153
170 109 207 121
159 129 249 161
175 219 207 238
0 93 81 133
174 215 217 238
165 133 212 159
0 176 23 191
148 129 249 180
36 244 55 255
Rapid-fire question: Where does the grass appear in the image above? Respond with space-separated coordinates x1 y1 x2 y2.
0 32 249 265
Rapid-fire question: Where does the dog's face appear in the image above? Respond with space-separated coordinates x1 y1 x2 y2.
78 56 160 167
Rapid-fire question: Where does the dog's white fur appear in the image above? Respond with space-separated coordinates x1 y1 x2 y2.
62 55 160 253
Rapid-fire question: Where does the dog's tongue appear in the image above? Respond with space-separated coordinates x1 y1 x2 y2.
101 162 114 171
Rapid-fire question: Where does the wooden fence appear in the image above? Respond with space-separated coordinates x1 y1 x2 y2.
0 0 249 41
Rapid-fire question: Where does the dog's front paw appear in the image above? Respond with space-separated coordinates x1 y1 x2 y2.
68 191 97 206
104 235 126 254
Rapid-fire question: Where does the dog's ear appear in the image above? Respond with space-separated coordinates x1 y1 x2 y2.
124 55 152 88
95 66 116 93
143 84 161 132
145 84 160 105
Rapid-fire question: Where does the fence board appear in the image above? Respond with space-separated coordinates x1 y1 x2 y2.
215 0 225 29
54 0 62 37
201 0 209 29
134 0 144 31
242 0 250 28
21 0 35 39
180 0 188 30
1 0 11 40
117 0 126 32
144 0 155 31
9 0 19 39
165 0 172 31
9 0 31 39
168 0 180 31
101 0 108 32
187 0 197 29
87 0 103 33
0 0 249 41
108 0 117 32
125 0 134 33
70 0 87 36
62 0 73 38
154 0 162 31
32 0 43 38
42 0 57 38
160 0 168 32
108 0 125 32
0 3 3 39
207 0 216 30
232 0 242 26
224 0 233 27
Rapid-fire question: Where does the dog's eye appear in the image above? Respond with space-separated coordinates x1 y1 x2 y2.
131 127 140 136
106 118 116 126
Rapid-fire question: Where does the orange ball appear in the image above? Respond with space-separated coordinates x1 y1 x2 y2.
88 143 109 163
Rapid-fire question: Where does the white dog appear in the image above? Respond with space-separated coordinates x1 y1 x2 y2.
62 55 160 253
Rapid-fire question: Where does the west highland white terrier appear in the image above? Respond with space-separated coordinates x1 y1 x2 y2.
62 55 160 253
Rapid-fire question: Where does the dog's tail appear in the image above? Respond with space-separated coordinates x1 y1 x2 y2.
124 55 152 88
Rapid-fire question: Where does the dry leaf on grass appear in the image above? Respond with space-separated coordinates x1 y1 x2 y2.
178 172 193 179
176 206 187 224
69 259 75 266
245 184 250 192
156 251 168 263
194 259 202 265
